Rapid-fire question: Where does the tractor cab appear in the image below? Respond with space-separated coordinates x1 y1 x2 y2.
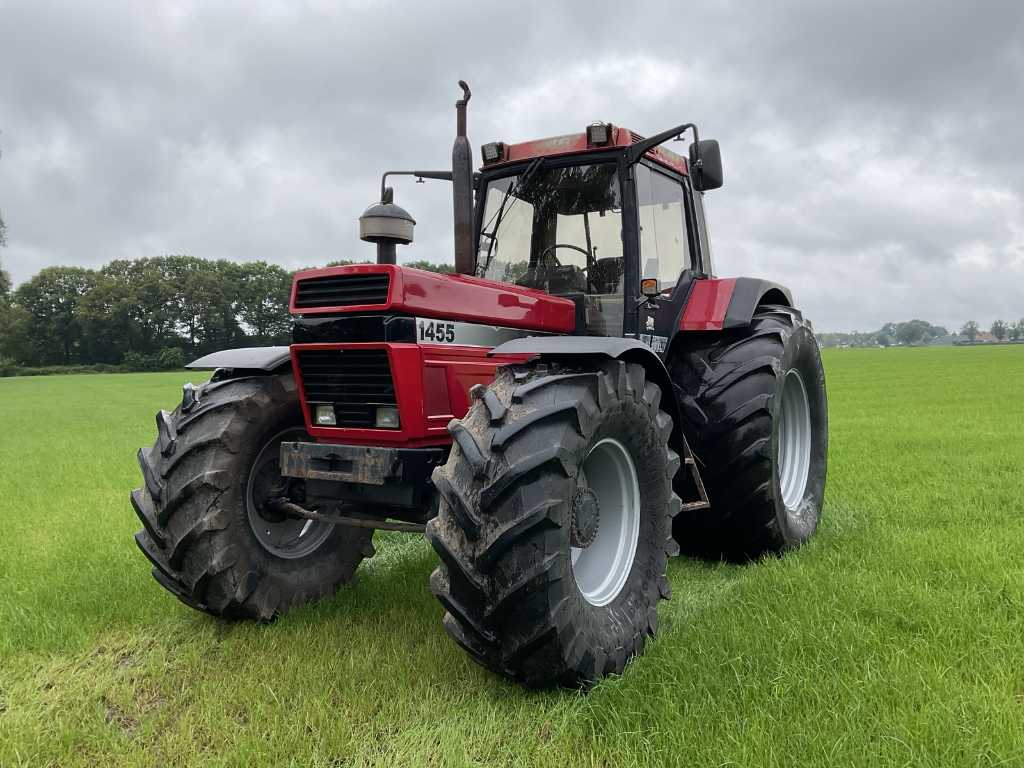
472 124 721 340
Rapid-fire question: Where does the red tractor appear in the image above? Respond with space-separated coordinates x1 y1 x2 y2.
132 83 827 687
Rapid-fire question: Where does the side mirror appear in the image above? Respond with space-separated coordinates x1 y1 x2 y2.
689 139 723 191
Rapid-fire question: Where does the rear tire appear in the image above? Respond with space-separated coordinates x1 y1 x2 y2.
131 373 374 620
670 305 828 560
427 360 681 688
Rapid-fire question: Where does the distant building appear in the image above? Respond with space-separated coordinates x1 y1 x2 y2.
975 331 996 342
929 333 959 346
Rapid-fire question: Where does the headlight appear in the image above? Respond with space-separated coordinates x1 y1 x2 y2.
375 406 400 429
314 405 336 426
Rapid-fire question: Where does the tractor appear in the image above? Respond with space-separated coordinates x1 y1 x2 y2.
132 82 827 688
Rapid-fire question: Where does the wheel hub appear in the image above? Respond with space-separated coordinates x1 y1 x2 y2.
570 487 600 549
778 368 812 511
246 428 334 559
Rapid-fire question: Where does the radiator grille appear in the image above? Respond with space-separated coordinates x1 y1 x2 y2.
296 348 396 428
294 273 390 309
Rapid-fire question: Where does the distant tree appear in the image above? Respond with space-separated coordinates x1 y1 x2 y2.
77 273 137 363
165 256 241 353
502 260 530 283
1010 319 1024 341
895 319 930 346
991 319 1008 341
960 321 979 342
0 257 12 361
404 260 454 274
876 333 892 347
1 139 7 247
0 256 10 308
101 258 182 355
324 259 372 269
13 266 97 364
236 261 292 343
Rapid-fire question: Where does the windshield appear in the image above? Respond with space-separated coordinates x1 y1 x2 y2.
477 163 624 297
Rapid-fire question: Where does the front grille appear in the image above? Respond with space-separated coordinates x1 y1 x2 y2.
294 273 390 309
296 348 396 428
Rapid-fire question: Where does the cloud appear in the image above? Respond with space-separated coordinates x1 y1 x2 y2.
1 0 1022 330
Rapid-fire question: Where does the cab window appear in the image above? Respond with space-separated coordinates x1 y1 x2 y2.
635 164 692 290
477 163 625 336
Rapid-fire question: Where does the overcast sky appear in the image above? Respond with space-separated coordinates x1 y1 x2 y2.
1 0 1022 332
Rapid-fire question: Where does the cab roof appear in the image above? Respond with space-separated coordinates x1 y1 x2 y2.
482 125 688 176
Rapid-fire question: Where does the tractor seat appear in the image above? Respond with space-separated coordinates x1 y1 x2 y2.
515 264 586 294
589 257 624 294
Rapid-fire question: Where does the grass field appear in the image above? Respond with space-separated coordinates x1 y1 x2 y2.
1 346 1022 767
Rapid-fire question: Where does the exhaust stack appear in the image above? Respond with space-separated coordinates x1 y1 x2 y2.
452 81 475 275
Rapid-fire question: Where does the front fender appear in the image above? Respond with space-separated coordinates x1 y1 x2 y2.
186 346 291 373
490 335 682 447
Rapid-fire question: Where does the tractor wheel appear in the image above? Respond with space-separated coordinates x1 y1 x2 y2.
131 373 374 620
670 304 828 560
426 360 682 688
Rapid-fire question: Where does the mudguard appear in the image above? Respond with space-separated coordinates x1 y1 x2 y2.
490 336 681 443
724 278 792 329
679 277 793 332
186 346 291 372
489 335 706 506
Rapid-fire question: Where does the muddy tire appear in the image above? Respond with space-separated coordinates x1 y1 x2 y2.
670 304 828 560
427 360 681 688
131 373 373 620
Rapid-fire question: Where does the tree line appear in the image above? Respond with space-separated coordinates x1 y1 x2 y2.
3 252 1020 370
0 256 451 373
818 318 1024 348
958 320 1024 342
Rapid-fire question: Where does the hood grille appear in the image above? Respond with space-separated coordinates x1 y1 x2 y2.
294 273 390 309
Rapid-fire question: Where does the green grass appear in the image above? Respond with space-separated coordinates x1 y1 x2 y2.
1 347 1022 767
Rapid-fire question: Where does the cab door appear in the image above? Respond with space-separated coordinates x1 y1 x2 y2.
634 161 702 358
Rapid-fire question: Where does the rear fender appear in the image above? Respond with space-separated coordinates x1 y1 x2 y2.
679 277 793 332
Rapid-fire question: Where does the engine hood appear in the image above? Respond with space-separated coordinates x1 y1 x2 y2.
290 264 576 334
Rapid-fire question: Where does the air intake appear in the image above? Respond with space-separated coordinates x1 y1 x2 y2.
294 273 390 310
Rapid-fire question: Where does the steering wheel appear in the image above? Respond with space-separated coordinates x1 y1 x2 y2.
538 243 591 271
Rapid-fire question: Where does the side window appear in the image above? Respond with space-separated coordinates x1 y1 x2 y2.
691 190 714 275
636 164 691 290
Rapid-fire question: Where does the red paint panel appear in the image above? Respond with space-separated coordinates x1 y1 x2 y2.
291 264 576 334
420 345 530 431
495 126 688 176
680 278 737 331
290 342 529 448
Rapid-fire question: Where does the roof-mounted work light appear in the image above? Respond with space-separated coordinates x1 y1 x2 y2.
481 141 505 165
586 122 613 146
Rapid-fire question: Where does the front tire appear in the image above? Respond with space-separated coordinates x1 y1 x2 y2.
131 373 374 620
427 361 682 688
670 304 828 559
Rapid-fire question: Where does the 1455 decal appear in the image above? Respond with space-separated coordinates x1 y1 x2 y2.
417 319 456 343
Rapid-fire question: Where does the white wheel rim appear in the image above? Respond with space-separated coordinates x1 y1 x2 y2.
571 437 641 607
778 369 812 511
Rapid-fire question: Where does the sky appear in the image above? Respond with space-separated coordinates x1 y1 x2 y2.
1 0 1022 332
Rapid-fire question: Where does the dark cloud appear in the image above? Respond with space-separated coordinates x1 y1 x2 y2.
1 0 1022 330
